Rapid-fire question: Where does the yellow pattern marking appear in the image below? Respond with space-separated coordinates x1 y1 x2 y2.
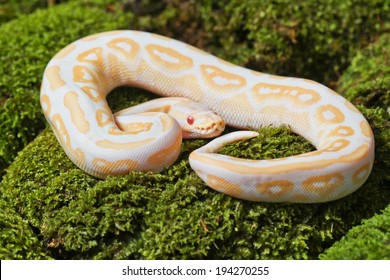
114 121 153 134
159 114 175 132
328 126 355 137
46 66 65 90
360 121 373 138
206 174 244 199
147 132 181 165
251 83 321 106
146 105 171 113
316 105 345 124
64 91 90 134
146 44 194 71
256 180 294 198
96 108 113 127
302 173 345 195
81 86 103 102
352 163 371 185
107 37 140 61
51 114 71 149
73 65 99 85
92 158 140 176
77 47 104 63
40 94 51 116
200 65 246 90
96 138 155 150
323 139 350 152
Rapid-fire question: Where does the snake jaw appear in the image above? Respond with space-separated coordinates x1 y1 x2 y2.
182 118 225 139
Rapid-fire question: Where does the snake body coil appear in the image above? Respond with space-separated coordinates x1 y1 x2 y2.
40 30 375 203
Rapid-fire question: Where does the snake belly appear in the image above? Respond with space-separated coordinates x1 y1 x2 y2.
40 30 375 203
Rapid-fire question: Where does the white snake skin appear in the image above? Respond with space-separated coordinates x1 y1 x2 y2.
40 30 375 203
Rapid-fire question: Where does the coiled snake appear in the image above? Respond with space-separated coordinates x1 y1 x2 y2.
40 30 375 203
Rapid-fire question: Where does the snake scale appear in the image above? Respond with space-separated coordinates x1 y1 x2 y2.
40 30 375 203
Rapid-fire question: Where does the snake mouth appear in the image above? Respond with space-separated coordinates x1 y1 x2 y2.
184 120 225 138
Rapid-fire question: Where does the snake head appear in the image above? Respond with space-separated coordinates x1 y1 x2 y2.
170 100 225 139
114 97 225 139
182 110 225 139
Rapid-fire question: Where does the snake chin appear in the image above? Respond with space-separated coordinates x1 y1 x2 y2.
183 120 225 139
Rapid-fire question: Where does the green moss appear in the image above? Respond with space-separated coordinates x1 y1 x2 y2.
1 123 389 259
0 0 52 24
0 1 133 176
320 204 390 259
339 33 390 110
143 0 389 84
318 32 390 259
337 32 390 185
1 0 388 176
359 106 390 185
217 126 315 160
0 199 51 259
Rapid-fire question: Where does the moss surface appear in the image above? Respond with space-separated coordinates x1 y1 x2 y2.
0 0 389 260
0 1 131 175
339 33 390 111
320 32 390 259
3 125 388 260
0 0 52 24
0 199 51 259
148 0 389 83
1 0 388 176
320 204 390 260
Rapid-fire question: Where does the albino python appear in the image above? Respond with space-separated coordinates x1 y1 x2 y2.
40 30 375 203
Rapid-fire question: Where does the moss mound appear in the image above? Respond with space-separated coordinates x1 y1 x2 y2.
150 0 389 83
320 204 390 260
0 1 131 176
0 0 389 259
1 0 388 176
0 199 51 259
320 32 390 259
339 33 390 109
3 125 388 260
0 0 50 24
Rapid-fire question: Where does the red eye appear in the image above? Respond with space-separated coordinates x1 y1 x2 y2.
187 115 194 125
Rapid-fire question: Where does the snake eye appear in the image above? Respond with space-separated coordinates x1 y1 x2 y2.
187 115 194 125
